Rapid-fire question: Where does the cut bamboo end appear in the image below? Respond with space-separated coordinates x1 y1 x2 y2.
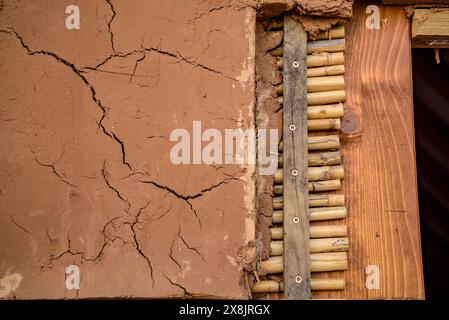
307 75 345 93
308 135 340 151
314 25 345 40
270 240 283 256
251 279 344 293
308 118 341 131
260 256 348 274
307 39 346 54
276 58 283 69
270 226 283 240
308 90 346 105
279 136 341 152
307 64 345 77
309 194 345 207
269 46 283 56
307 52 345 68
308 165 345 181
309 225 347 238
311 278 345 291
260 256 283 274
308 151 341 166
251 280 283 293
272 196 283 210
308 103 344 119
272 210 283 224
310 237 349 253
310 206 347 221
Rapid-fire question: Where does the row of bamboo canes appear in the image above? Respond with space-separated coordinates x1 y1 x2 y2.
252 22 348 295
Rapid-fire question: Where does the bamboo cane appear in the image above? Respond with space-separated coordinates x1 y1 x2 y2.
308 135 340 150
307 52 345 68
279 136 340 154
310 237 349 253
309 225 347 238
273 195 346 209
308 119 341 131
309 194 345 207
279 151 342 167
307 39 345 54
271 226 347 240
309 206 347 221
270 226 284 239
270 240 283 256
310 252 348 261
308 103 344 119
308 90 346 105
307 75 345 93
274 166 344 183
307 64 345 77
251 279 344 293
277 96 284 105
314 25 345 40
308 151 341 166
269 46 283 56
260 256 348 273
311 278 345 290
308 166 345 181
251 280 283 293
270 238 349 260
271 207 346 224
274 179 342 194
272 210 283 224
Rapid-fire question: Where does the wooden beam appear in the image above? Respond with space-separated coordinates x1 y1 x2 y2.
412 9 449 48
282 15 311 300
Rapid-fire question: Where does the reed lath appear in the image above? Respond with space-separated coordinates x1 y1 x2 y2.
252 17 348 298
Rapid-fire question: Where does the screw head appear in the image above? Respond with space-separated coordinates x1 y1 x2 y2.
292 61 300 68
291 169 299 176
295 275 303 283
289 124 296 131
293 217 300 224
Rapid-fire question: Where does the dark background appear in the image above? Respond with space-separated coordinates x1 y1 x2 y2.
412 48 449 299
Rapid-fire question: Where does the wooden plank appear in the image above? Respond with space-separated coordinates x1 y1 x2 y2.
412 9 449 48
312 1 425 300
282 15 311 299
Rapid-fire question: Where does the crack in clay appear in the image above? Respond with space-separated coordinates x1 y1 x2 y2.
163 273 189 297
177 225 205 261
9 216 32 236
106 0 117 54
169 238 183 273
129 201 155 287
3 28 139 177
189 3 232 22
84 216 121 262
29 147 78 188
101 160 131 209
41 234 83 271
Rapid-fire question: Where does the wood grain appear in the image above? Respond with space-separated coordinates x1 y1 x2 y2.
282 15 311 299
312 1 425 299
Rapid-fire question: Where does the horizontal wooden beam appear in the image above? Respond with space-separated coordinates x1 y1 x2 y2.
412 9 449 47
383 0 449 4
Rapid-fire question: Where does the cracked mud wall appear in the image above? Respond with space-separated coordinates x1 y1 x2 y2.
0 0 257 299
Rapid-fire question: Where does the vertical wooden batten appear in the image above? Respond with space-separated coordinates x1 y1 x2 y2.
282 15 311 299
